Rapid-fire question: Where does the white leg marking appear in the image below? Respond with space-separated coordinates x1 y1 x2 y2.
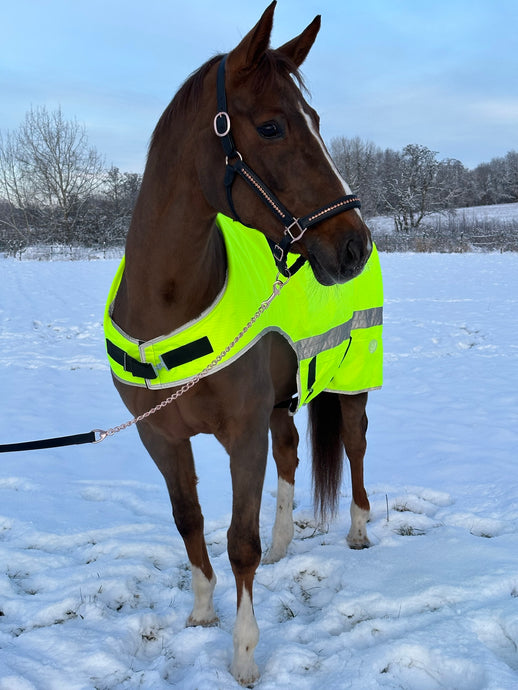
186 566 218 627
347 500 371 549
263 478 294 564
231 586 260 686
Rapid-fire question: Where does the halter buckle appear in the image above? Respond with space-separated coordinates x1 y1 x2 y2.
225 151 243 165
272 244 285 262
285 218 306 242
214 111 231 137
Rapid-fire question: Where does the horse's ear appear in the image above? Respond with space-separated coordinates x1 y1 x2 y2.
276 15 321 68
226 1 276 78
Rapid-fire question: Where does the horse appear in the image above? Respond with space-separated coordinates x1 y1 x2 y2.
106 2 380 684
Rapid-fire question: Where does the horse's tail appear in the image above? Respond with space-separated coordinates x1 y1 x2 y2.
308 391 344 523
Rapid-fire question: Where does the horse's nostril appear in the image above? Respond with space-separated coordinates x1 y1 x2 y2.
345 237 364 266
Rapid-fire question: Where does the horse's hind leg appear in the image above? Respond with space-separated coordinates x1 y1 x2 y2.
339 392 371 549
263 407 299 564
137 423 218 626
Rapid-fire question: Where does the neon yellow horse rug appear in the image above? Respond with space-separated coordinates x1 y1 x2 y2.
104 214 383 410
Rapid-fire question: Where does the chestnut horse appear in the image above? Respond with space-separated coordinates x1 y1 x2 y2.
110 3 374 684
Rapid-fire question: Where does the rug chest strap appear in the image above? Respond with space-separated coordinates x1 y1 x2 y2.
106 336 214 382
106 339 157 380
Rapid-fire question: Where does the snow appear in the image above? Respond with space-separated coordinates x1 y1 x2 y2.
1 252 517 689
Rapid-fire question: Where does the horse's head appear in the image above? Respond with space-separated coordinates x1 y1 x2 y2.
198 1 372 285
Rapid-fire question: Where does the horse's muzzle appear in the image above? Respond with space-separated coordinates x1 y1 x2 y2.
306 232 372 286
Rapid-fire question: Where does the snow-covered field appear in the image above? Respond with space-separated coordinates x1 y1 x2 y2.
0 252 517 689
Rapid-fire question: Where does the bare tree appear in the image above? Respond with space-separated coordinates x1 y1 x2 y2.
382 144 446 232
0 106 105 246
103 166 141 229
329 136 383 216
434 158 470 209
468 150 518 206
82 167 142 246
505 150 518 201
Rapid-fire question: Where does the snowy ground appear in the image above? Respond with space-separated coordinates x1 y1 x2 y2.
0 252 517 689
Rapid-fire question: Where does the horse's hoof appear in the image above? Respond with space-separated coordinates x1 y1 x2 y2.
232 663 260 687
262 546 287 564
348 540 371 550
346 533 371 549
186 614 219 628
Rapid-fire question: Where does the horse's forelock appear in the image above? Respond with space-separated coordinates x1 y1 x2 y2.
251 50 307 96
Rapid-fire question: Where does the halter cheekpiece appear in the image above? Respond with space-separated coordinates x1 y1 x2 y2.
214 54 362 277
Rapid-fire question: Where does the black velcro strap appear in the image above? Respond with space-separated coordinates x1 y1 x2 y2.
161 336 214 370
106 339 158 380
307 356 317 393
274 395 299 413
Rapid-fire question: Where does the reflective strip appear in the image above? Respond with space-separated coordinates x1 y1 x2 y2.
295 321 352 361
352 306 383 330
294 306 383 361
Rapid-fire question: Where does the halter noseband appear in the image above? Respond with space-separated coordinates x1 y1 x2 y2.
213 54 362 278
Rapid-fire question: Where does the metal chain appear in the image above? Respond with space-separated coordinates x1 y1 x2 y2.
96 273 291 443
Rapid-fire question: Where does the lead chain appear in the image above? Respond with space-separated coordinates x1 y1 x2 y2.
96 273 290 442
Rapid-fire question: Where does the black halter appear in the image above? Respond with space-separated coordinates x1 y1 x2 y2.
213 54 362 278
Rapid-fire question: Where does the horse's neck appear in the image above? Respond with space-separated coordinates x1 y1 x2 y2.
116 174 226 341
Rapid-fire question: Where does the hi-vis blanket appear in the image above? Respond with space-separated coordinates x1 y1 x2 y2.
104 214 383 410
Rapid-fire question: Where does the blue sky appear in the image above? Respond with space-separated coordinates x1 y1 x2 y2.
2 0 517 172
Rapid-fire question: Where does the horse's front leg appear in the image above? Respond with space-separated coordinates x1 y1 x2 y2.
224 416 269 686
136 421 218 626
339 392 371 549
263 407 299 564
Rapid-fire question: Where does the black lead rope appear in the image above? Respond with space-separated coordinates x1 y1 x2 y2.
0 430 103 453
213 55 362 278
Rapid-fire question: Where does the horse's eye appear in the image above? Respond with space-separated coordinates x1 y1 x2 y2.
257 120 284 139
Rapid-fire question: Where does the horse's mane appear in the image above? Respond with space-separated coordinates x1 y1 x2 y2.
150 50 306 153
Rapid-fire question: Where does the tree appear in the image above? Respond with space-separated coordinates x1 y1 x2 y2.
0 106 105 246
103 166 141 232
504 150 518 201
382 144 445 232
434 158 470 209
81 167 142 246
0 130 37 251
329 136 384 216
468 150 518 206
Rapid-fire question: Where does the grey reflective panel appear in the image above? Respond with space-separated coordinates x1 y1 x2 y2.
351 307 383 329
294 307 383 361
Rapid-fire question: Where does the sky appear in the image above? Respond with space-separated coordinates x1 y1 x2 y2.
2 0 517 173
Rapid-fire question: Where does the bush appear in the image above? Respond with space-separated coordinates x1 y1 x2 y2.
373 214 518 253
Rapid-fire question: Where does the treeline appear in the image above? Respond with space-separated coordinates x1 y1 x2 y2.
0 106 141 256
331 137 518 251
0 106 517 256
330 137 518 225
